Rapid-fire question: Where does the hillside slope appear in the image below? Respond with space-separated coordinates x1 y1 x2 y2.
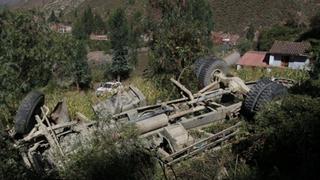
0 0 20 5
211 0 319 33
8 0 320 34
10 0 85 14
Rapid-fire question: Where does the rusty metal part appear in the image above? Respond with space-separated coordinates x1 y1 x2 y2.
136 114 169 134
51 99 70 124
216 73 250 94
93 85 146 117
164 122 241 165
170 78 194 101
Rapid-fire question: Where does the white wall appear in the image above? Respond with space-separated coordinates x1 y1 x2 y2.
288 56 310 70
269 54 309 70
269 55 282 66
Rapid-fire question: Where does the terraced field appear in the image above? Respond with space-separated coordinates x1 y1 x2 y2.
6 0 320 34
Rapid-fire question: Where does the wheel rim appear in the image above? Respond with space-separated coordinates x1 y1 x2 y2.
210 69 223 83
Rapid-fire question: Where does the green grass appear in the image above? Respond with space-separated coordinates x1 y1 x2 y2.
41 87 100 120
130 76 170 104
232 67 310 83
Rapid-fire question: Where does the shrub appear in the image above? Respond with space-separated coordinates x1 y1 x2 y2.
258 25 302 51
174 147 256 180
0 133 38 180
147 0 214 75
0 10 92 126
108 8 132 80
0 10 54 125
237 39 253 55
88 40 111 52
58 122 156 180
234 79 320 179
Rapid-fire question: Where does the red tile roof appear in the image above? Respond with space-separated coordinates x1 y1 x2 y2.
269 41 311 55
237 51 268 67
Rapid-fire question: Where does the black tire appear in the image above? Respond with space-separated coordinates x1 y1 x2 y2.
198 58 228 87
15 91 45 135
194 57 210 78
242 79 287 116
243 78 271 113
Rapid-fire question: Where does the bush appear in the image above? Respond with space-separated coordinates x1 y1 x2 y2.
58 122 156 180
234 78 320 179
0 10 92 126
0 10 54 125
50 34 92 89
88 40 111 52
290 78 320 97
237 39 253 55
147 0 213 75
258 25 302 51
0 133 38 180
174 147 256 180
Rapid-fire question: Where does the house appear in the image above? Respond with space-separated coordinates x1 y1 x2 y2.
212 31 240 46
50 23 72 34
237 51 268 70
90 34 109 41
268 41 311 70
237 41 312 70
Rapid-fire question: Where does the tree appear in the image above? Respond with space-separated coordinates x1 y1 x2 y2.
0 10 54 124
72 18 87 39
258 25 301 51
311 43 320 78
237 38 253 55
72 7 94 39
0 10 91 125
246 24 255 40
127 10 143 65
82 7 94 35
72 7 106 39
299 12 320 41
147 0 214 75
73 40 92 89
0 9 92 179
50 34 92 89
299 11 320 78
48 10 59 23
93 13 106 34
108 8 131 80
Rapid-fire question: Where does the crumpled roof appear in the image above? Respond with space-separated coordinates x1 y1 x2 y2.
269 41 311 55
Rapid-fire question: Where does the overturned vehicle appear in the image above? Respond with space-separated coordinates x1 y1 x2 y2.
8 57 290 173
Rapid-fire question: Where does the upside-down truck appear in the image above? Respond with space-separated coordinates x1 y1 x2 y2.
5 57 290 173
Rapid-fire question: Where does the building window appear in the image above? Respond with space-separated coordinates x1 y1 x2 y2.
281 56 289 67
